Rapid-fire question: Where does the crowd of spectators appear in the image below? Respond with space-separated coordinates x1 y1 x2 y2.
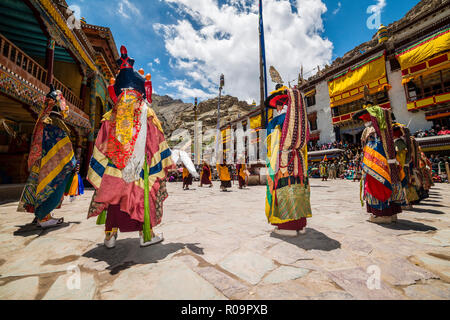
414 125 450 138
429 154 450 183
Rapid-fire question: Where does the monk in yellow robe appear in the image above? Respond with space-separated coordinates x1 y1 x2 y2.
236 162 248 189
182 165 193 190
217 160 232 192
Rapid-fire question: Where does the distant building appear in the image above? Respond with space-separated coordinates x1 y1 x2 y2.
299 0 449 146
217 0 450 183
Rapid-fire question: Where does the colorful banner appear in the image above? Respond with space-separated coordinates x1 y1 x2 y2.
328 53 390 108
250 114 262 129
396 28 450 72
221 127 231 144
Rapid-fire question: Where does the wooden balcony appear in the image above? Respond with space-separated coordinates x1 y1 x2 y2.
52 77 84 110
332 102 391 126
0 33 90 130
0 33 84 111
0 33 47 93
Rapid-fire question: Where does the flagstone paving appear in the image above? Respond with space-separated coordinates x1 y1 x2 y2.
0 180 449 300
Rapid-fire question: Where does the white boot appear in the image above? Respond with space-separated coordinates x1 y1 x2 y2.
38 217 64 229
140 233 164 247
369 215 392 224
273 227 298 237
104 232 118 249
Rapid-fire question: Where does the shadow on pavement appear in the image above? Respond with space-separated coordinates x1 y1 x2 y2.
270 228 341 252
13 221 79 237
404 207 447 215
421 199 443 203
415 202 448 208
82 240 204 275
376 219 437 232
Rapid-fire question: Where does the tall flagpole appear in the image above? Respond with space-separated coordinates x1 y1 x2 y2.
259 0 268 129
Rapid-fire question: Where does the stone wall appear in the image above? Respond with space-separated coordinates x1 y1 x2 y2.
306 80 335 144
387 62 433 133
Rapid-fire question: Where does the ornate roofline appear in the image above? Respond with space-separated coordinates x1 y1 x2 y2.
33 0 97 71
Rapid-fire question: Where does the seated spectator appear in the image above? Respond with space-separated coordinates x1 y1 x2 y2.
438 126 450 136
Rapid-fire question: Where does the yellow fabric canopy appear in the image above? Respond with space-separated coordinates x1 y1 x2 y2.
396 28 450 71
304 89 316 97
401 52 450 85
250 114 262 129
328 54 390 108
221 127 231 144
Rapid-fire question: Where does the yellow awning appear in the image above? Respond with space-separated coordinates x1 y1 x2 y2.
250 114 262 129
328 53 390 108
221 127 231 144
305 89 316 97
396 28 450 71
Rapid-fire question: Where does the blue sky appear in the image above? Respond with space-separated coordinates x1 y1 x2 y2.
67 0 421 103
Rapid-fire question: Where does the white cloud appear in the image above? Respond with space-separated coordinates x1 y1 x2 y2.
154 58 161 64
117 0 141 19
333 2 341 15
154 0 333 102
166 79 215 100
147 62 153 68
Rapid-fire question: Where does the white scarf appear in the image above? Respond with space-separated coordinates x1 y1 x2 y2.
122 101 148 183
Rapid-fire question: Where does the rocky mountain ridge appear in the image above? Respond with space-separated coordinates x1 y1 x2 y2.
151 94 256 138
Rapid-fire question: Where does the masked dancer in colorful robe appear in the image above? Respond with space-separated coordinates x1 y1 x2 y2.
17 86 76 228
200 161 213 187
353 92 404 224
87 46 174 248
417 149 434 201
393 124 419 208
265 85 312 237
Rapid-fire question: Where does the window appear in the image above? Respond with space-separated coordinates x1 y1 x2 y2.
305 95 316 107
332 91 390 117
405 69 450 102
390 58 401 72
309 118 318 131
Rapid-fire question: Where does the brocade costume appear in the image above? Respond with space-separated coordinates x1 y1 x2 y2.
87 46 174 246
265 88 312 232
357 105 405 218
17 89 76 224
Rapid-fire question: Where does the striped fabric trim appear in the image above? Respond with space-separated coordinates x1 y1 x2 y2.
37 143 74 194
41 136 71 168
87 146 109 189
88 142 173 191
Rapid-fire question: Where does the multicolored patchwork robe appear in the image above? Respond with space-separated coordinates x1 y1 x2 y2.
18 120 76 220
87 92 174 229
265 88 312 225
361 106 404 216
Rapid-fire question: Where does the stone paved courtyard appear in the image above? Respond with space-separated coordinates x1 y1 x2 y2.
0 180 449 300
